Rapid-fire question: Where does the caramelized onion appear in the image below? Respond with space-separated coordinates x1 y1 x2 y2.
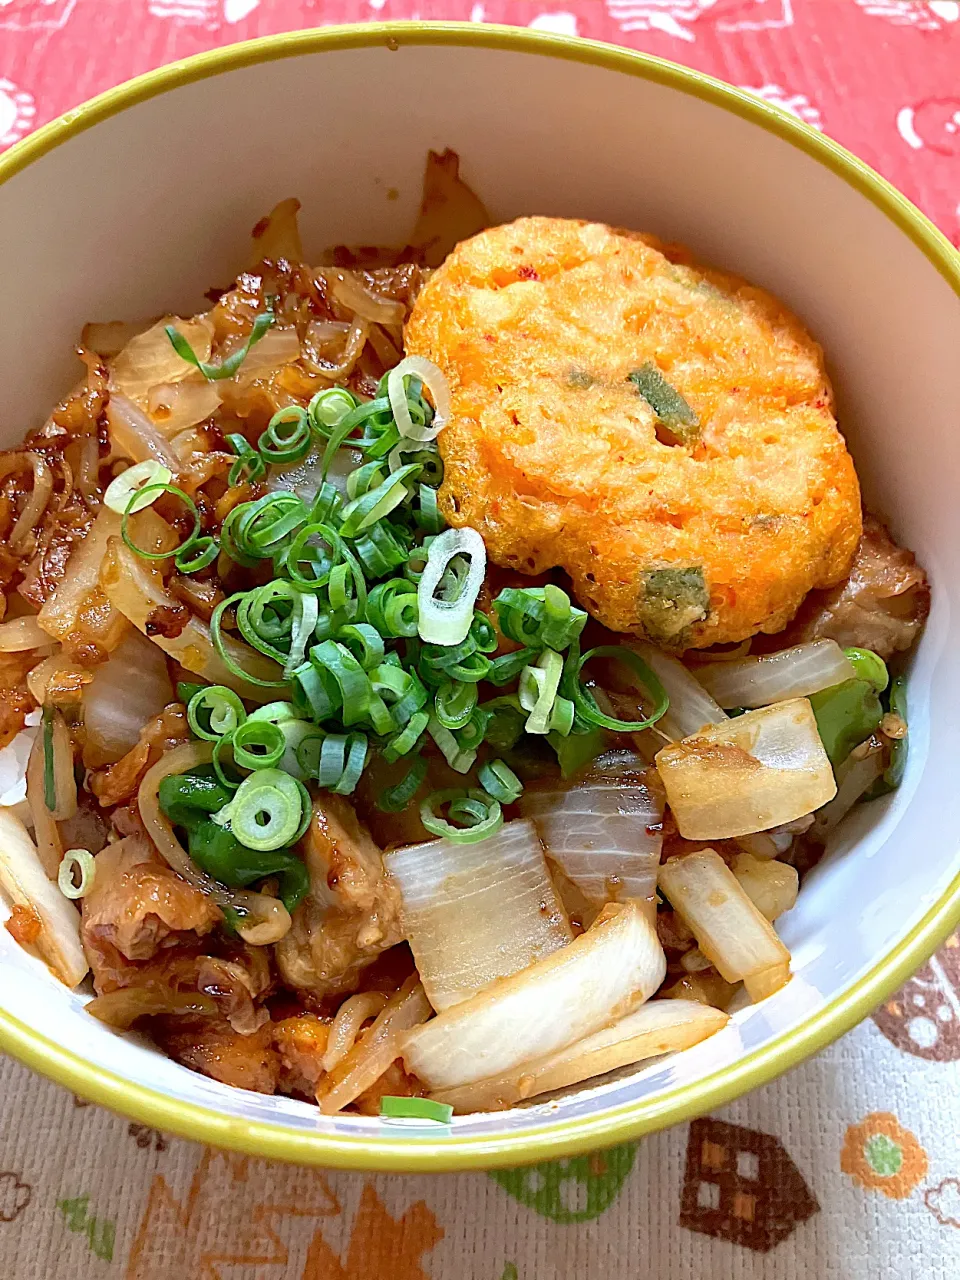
317 975 431 1114
0 616 50 652
322 991 389 1073
0 452 54 552
106 394 180 470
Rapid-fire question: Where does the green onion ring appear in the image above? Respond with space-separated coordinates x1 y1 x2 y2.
121 483 201 562
377 756 428 813
563 643 669 731
187 686 246 741
232 719 286 771
420 788 503 843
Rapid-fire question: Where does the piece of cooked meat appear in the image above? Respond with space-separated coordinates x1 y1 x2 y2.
274 793 404 1000
274 1013 330 1097
780 514 929 660
405 217 861 648
81 836 220 990
155 1017 279 1094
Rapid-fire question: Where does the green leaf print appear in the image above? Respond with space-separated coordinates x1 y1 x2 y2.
57 1193 116 1262
489 1142 638 1223
864 1134 903 1178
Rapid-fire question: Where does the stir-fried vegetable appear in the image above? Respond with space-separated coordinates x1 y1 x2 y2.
430 999 729 1113
655 698 836 839
729 851 799 921
385 819 572 1011
82 629 173 767
694 640 856 710
809 676 884 768
518 751 663 908
0 809 88 987
659 849 791 1002
631 643 726 741
402 901 665 1091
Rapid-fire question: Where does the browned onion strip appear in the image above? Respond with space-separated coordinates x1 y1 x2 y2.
76 435 101 502
105 394 180 470
0 451 54 552
137 741 292 945
323 268 406 326
366 323 403 370
322 991 390 1073
316 976 431 1115
87 986 219 1030
0 616 50 652
302 316 369 380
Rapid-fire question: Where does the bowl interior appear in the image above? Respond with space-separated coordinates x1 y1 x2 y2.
2 29 959 1168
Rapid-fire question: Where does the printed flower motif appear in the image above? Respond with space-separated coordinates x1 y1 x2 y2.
841 1113 928 1199
0 1172 31 1223
925 1178 960 1228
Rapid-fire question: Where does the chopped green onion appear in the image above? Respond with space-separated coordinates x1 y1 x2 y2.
417 526 486 646
337 623 386 672
380 1096 453 1124
177 681 206 705
232 719 286 771
493 585 586 651
210 593 288 690
187 686 246 741
377 756 428 813
387 356 450 443
519 648 565 735
213 768 307 851
121 483 201 562
308 386 358 433
477 758 523 804
563 644 669 732
165 303 275 382
42 706 55 811
57 848 96 900
628 362 699 445
487 647 538 687
382 710 429 763
365 579 419 637
420 788 503 843
427 715 476 774
339 464 420 538
175 535 220 574
104 460 173 515
226 433 265 486
434 679 478 730
315 732 368 794
259 405 312 466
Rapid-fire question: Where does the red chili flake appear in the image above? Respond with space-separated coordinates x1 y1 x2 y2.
516 265 539 281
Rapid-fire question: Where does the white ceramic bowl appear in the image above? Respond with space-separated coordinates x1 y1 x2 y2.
1 23 959 1172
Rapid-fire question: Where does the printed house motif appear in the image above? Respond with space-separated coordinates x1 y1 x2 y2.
680 1117 818 1251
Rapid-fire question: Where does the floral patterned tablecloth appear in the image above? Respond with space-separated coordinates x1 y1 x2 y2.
2 3 960 1277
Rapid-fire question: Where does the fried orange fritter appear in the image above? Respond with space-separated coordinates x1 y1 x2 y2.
405 218 862 647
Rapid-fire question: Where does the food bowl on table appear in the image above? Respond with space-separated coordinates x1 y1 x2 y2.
0 23 958 1171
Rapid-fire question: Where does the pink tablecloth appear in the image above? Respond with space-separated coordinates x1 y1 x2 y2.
1 4 959 1278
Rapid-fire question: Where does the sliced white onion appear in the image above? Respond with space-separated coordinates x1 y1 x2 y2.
519 751 663 906
693 640 855 710
417 526 486 646
0 808 88 987
402 900 666 1091
326 268 406 327
106 394 181 470
267 446 361 505
810 736 885 839
431 999 729 1113
100 539 282 703
0 615 50 652
318 976 432 1114
0 728 37 808
631 643 728 741
658 849 791 1002
654 697 836 839
103 459 172 515
82 627 174 767
388 355 451 444
385 818 572 1012
729 851 799 921
227 325 301 383
147 379 221 434
109 315 214 402
37 508 121 641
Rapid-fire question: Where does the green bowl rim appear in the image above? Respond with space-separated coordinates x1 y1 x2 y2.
1 20 959 1173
